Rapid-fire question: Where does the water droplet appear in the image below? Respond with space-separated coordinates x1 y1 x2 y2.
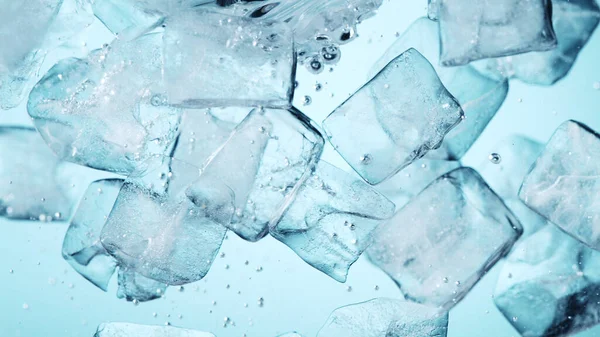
517 98 523 103
256 266 263 272
308 58 323 73
132 299 139 306
303 95 312 106
179 286 185 292
360 154 372 165
314 83 322 91
374 285 379 290
346 286 352 292
22 303 29 310
443 277 449 283
153 312 157 317
489 153 502 164
512 316 518 322
593 81 600 90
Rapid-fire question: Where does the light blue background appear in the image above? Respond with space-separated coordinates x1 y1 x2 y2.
1 1 600 336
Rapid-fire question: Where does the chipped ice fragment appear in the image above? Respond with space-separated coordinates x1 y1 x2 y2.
0 127 82 221
520 120 600 251
316 298 448 337
374 18 507 160
368 167 522 310
187 107 324 242
62 179 123 291
324 48 464 185
28 33 181 175
100 156 230 285
94 322 215 337
495 225 600 337
270 161 395 282
162 11 296 109
117 267 167 302
439 0 557 66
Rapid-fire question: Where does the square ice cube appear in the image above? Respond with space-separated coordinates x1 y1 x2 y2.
439 0 557 66
520 120 600 251
368 167 522 310
323 48 464 185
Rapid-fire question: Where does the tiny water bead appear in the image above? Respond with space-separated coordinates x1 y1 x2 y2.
359 154 372 165
489 153 502 164
593 81 600 90
303 95 312 106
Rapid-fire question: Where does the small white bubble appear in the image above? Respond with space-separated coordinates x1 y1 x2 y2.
22 303 29 310
489 153 502 164
593 81 600 90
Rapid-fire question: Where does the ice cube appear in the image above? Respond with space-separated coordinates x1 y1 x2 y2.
270 161 395 282
90 0 213 36
477 135 548 237
367 167 522 310
116 267 167 302
439 0 557 66
162 10 295 109
474 0 600 85
172 109 238 167
316 298 448 337
0 126 83 221
94 322 215 337
520 120 600 251
62 179 123 291
323 48 464 185
206 0 383 73
28 32 181 175
374 158 460 209
100 156 231 285
373 18 508 160
187 108 324 242
495 225 600 336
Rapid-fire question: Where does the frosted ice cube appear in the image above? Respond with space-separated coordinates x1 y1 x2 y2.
439 0 557 66
520 120 600 251
0 126 83 221
474 0 600 85
28 33 181 174
495 225 600 336
316 298 448 337
62 179 123 291
323 48 464 185
270 161 395 282
94 322 215 337
368 167 522 310
163 11 295 109
187 108 324 242
373 18 508 160
100 156 231 285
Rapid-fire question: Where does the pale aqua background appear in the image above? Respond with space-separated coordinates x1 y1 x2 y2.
1 1 600 336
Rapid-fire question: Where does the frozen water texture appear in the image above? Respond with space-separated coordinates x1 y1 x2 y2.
28 32 181 174
375 158 460 209
116 267 167 302
316 298 448 337
439 0 557 66
62 179 123 291
94 322 215 337
172 109 238 167
478 135 547 237
373 18 508 160
90 0 214 36
101 156 230 285
495 225 600 336
520 120 600 251
0 0 93 109
324 48 464 185
368 168 522 310
428 0 440 20
207 0 383 73
0 127 84 221
474 0 600 85
163 11 295 109
187 108 324 242
270 161 395 282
